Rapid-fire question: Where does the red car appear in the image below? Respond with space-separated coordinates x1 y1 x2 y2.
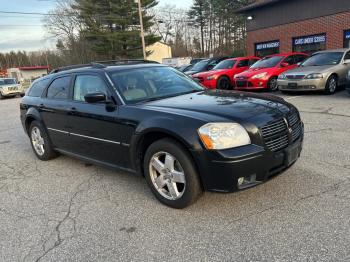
192 57 261 90
234 52 309 91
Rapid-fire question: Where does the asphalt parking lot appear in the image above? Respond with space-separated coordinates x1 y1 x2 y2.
1 90 350 262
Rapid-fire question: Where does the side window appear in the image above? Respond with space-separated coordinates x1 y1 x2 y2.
237 59 249 68
249 59 260 66
47 76 70 100
283 56 295 65
73 75 108 102
28 78 50 97
344 51 350 60
295 55 308 64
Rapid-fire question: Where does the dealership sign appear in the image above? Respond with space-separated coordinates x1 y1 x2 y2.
345 30 350 39
294 34 326 46
256 41 280 50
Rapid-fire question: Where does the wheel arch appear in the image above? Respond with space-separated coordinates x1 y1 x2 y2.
24 108 43 134
130 129 204 188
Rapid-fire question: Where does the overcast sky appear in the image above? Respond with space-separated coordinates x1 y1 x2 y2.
0 0 192 53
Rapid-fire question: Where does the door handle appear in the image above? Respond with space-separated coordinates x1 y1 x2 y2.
39 104 54 113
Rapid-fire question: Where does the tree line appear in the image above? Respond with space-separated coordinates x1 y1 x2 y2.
0 0 252 70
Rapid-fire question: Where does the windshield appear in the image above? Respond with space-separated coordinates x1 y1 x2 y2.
0 79 16 85
214 60 236 70
191 60 209 71
109 66 204 104
250 56 284 68
301 52 344 66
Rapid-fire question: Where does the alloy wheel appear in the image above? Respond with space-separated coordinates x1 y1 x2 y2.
31 127 45 156
149 151 186 200
329 78 337 93
269 77 278 91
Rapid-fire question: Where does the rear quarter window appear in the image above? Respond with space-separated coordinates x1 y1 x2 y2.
27 78 51 97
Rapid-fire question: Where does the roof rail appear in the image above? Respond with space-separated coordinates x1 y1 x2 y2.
50 59 158 74
92 59 159 65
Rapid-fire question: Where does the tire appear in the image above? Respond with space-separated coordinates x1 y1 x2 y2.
324 75 337 95
20 94 25 97
0 92 3 100
29 120 58 161
216 76 231 90
267 77 278 92
144 138 202 209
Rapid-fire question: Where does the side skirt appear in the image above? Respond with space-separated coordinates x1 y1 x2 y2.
55 148 139 175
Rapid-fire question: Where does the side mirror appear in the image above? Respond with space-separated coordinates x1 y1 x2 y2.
297 62 302 66
84 92 107 103
343 59 350 65
280 62 290 68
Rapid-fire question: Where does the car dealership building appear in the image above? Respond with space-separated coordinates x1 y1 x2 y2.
239 0 350 57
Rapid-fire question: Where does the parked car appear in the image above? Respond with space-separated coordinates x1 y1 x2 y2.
234 53 308 91
177 64 194 72
21 61 304 208
192 57 261 90
185 57 229 76
278 49 350 95
0 78 24 99
190 58 205 65
346 69 350 95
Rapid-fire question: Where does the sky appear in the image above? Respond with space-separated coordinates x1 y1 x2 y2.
0 0 192 53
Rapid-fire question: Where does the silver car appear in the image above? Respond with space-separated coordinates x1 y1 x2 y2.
0 78 24 99
278 49 350 95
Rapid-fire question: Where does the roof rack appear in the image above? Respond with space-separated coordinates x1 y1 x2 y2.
50 60 158 74
92 59 159 65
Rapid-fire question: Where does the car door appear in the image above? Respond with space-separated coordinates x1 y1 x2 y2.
339 51 350 85
278 55 298 74
66 73 129 168
40 75 72 150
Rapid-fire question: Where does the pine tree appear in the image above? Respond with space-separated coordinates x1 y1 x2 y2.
73 0 160 59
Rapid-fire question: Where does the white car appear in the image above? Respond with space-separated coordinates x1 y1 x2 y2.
0 78 24 99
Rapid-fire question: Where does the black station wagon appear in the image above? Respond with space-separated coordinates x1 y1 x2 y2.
20 61 304 208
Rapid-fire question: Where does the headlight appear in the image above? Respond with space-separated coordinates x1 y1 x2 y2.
278 73 286 79
305 73 323 79
252 72 267 79
198 123 251 150
206 75 217 80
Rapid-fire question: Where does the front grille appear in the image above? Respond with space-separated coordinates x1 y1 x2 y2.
260 112 302 152
236 80 247 88
286 74 305 80
8 86 18 91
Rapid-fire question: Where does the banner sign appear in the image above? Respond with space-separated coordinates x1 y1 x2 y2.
345 30 350 39
294 34 326 46
256 41 280 50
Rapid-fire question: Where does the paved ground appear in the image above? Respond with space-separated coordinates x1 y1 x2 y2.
0 90 350 262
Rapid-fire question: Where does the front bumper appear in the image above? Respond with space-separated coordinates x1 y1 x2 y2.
278 78 327 91
192 133 303 193
234 78 268 90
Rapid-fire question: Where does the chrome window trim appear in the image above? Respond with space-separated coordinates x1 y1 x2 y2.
47 127 129 146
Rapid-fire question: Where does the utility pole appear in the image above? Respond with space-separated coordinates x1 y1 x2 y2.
137 0 147 59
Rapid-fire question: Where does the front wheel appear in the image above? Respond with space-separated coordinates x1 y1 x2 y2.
216 76 231 90
267 77 278 92
324 75 337 95
0 92 3 100
144 138 202 209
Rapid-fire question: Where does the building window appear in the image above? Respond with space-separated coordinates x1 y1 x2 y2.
292 33 326 54
254 40 280 57
344 30 350 48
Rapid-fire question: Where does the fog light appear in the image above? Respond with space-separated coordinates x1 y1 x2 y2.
238 177 245 186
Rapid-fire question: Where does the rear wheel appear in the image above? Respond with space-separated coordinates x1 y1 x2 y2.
29 121 58 161
144 138 202 209
216 76 231 90
267 77 278 92
325 75 337 95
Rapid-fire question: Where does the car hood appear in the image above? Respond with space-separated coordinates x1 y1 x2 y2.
235 67 273 78
141 90 293 126
284 65 337 75
185 70 201 76
193 69 227 78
